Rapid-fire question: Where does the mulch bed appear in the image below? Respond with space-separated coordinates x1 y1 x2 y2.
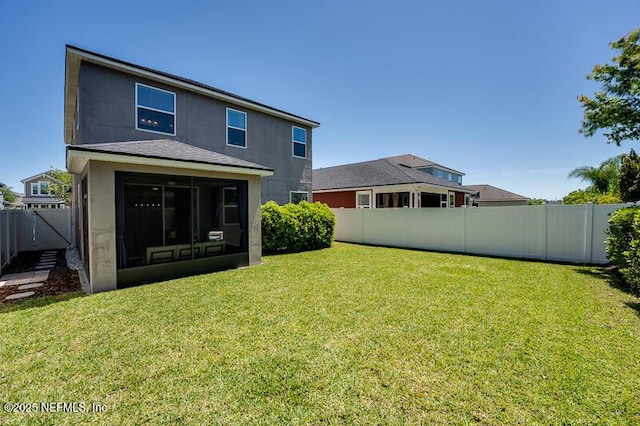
0 250 82 303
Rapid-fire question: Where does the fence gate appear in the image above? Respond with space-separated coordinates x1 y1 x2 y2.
17 209 72 251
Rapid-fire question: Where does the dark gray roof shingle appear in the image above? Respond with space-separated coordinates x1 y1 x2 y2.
386 154 464 175
313 158 472 191
465 184 529 201
67 139 272 172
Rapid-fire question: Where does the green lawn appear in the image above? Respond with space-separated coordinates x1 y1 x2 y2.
1 243 639 425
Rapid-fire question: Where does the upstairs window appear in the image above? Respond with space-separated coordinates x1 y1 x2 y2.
290 191 308 204
292 126 307 158
31 181 51 196
136 83 176 135
226 108 247 148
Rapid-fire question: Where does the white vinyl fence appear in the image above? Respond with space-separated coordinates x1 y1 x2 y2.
332 203 632 264
0 209 72 275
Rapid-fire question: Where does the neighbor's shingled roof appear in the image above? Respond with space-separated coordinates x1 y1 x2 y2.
313 158 473 191
67 139 273 172
465 184 529 201
386 154 464 175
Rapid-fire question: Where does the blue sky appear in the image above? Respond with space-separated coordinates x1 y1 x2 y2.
1 0 639 200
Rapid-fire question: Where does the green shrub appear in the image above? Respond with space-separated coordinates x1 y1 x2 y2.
605 206 640 267
620 213 640 295
563 189 622 205
261 201 335 253
606 206 640 294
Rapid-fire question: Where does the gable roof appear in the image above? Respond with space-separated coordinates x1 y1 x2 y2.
21 171 64 185
313 158 474 192
64 45 320 144
386 154 464 175
465 184 529 201
67 139 273 177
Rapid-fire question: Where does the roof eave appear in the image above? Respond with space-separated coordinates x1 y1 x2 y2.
66 147 274 177
313 182 477 193
20 172 64 185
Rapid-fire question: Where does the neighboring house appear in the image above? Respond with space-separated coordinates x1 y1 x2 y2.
466 184 529 207
313 154 476 209
0 182 9 209
20 172 67 209
64 46 318 292
13 192 25 209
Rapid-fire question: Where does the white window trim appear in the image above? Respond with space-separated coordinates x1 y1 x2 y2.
448 191 456 208
292 126 307 159
226 108 247 149
440 193 448 208
223 187 239 225
289 191 309 203
135 82 177 136
356 190 372 209
31 181 52 196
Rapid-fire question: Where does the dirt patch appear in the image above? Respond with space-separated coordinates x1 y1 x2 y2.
1 250 82 303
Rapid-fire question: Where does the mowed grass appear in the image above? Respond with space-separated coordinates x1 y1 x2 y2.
1 243 639 425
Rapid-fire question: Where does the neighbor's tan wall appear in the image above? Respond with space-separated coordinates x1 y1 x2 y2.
85 160 264 292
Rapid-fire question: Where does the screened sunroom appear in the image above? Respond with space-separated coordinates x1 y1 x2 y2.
67 139 272 292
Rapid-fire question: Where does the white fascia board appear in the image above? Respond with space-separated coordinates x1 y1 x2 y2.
20 172 64 185
66 149 274 177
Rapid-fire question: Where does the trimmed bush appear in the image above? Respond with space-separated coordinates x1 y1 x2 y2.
261 201 335 253
605 206 640 294
605 206 640 267
623 216 640 294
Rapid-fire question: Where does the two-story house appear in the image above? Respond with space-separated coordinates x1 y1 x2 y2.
64 46 319 292
313 154 476 208
20 171 67 209
0 182 10 209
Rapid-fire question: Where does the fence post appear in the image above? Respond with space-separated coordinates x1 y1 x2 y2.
584 203 594 264
32 210 37 249
403 208 408 248
13 211 18 257
543 204 548 261
359 208 364 245
463 206 468 254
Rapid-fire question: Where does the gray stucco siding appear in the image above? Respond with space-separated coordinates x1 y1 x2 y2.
76 62 312 204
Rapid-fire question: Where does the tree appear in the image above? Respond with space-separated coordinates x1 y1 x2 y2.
563 188 621 205
48 168 72 206
0 186 16 204
578 28 640 145
619 148 640 202
568 156 621 195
